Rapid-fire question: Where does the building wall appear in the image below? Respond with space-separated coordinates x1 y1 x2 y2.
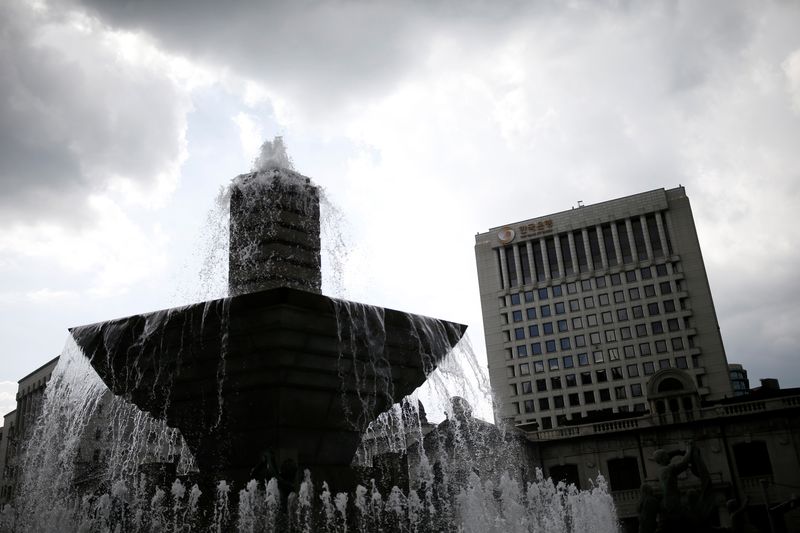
0 411 16 505
475 187 732 430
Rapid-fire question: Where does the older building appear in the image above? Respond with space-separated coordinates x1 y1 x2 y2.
0 410 16 505
475 187 732 430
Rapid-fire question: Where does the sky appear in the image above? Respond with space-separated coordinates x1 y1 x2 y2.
1 0 799 419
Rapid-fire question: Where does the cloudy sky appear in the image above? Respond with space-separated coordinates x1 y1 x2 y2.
1 0 799 418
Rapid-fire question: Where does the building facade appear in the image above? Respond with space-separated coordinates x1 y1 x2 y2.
475 187 732 431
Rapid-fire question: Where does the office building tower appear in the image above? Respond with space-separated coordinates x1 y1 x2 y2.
475 187 732 430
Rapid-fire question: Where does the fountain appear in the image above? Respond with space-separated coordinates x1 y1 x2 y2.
3 139 618 532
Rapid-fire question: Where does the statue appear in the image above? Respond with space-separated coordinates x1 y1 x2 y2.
637 483 660 533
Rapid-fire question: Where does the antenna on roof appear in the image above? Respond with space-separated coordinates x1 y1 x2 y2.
577 200 584 208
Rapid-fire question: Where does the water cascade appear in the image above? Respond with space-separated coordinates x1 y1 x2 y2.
2 138 618 532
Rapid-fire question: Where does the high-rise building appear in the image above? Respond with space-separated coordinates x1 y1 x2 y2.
475 187 732 430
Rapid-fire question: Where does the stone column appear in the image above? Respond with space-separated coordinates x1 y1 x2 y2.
499 246 509 289
581 228 594 271
611 222 623 265
639 215 653 260
540 238 551 281
625 218 638 263
655 211 669 257
596 226 608 269
526 241 537 282
553 235 564 279
567 232 579 273
512 244 524 287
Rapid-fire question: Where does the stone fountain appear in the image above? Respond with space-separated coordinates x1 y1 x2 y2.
68 161 467 495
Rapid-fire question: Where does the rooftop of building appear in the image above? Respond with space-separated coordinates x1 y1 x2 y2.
17 356 59 385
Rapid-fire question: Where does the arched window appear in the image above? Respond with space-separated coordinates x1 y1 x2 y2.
607 457 641 491
657 378 684 392
733 441 772 477
549 463 581 490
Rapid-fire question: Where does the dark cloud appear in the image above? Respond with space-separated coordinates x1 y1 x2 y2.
0 0 188 225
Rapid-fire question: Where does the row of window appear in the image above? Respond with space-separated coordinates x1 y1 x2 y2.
508 282 679 323
515 383 647 415
512 330 689 357
503 262 674 302
510 358 691 397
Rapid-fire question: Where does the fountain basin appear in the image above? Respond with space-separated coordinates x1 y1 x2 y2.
69 287 466 491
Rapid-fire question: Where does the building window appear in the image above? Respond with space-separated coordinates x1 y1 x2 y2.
632 305 644 319
507 366 516 378
640 266 652 279
656 264 668 276
534 361 545 373
581 279 592 291
546 340 557 353
607 457 641 491
539 398 550 411
548 358 559 370
644 285 656 297
671 337 684 350
625 270 637 282
627 364 639 377
655 340 668 353
555 302 566 315
675 356 688 369
553 395 565 408
551 376 562 390
595 276 607 288
524 399 535 413
537 288 548 300
578 353 589 366
515 328 525 340
596 369 608 382
580 371 592 385
593 350 604 363
572 317 584 329
584 296 595 309
733 441 772 477
584 390 596 404
643 361 655 375
636 324 648 337
560 338 572 351
526 308 537 320
569 299 580 311
620 326 632 340
598 293 610 306
599 388 611 401
611 367 624 380
575 334 586 347
667 318 680 332
617 308 629 321
629 287 640 300
602 311 613 324
541 305 551 317
536 379 547 392
522 381 533 394
608 348 620 361
558 319 569 332
517 345 528 357
563 355 574 368
658 359 670 369
524 290 535 302
614 386 627 400
513 310 523 322
531 342 542 355
553 285 563 297
659 281 672 294
529 325 540 337
605 330 617 342
623 345 636 358
639 342 652 356
590 332 601 344
663 299 676 313
648 302 660 316
651 321 664 334
565 374 577 387
520 363 530 375
510 293 521 305
569 393 580 407
587 314 598 327
613 290 625 304
543 322 554 335
567 282 577 294
510 384 518 396
541 416 553 429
